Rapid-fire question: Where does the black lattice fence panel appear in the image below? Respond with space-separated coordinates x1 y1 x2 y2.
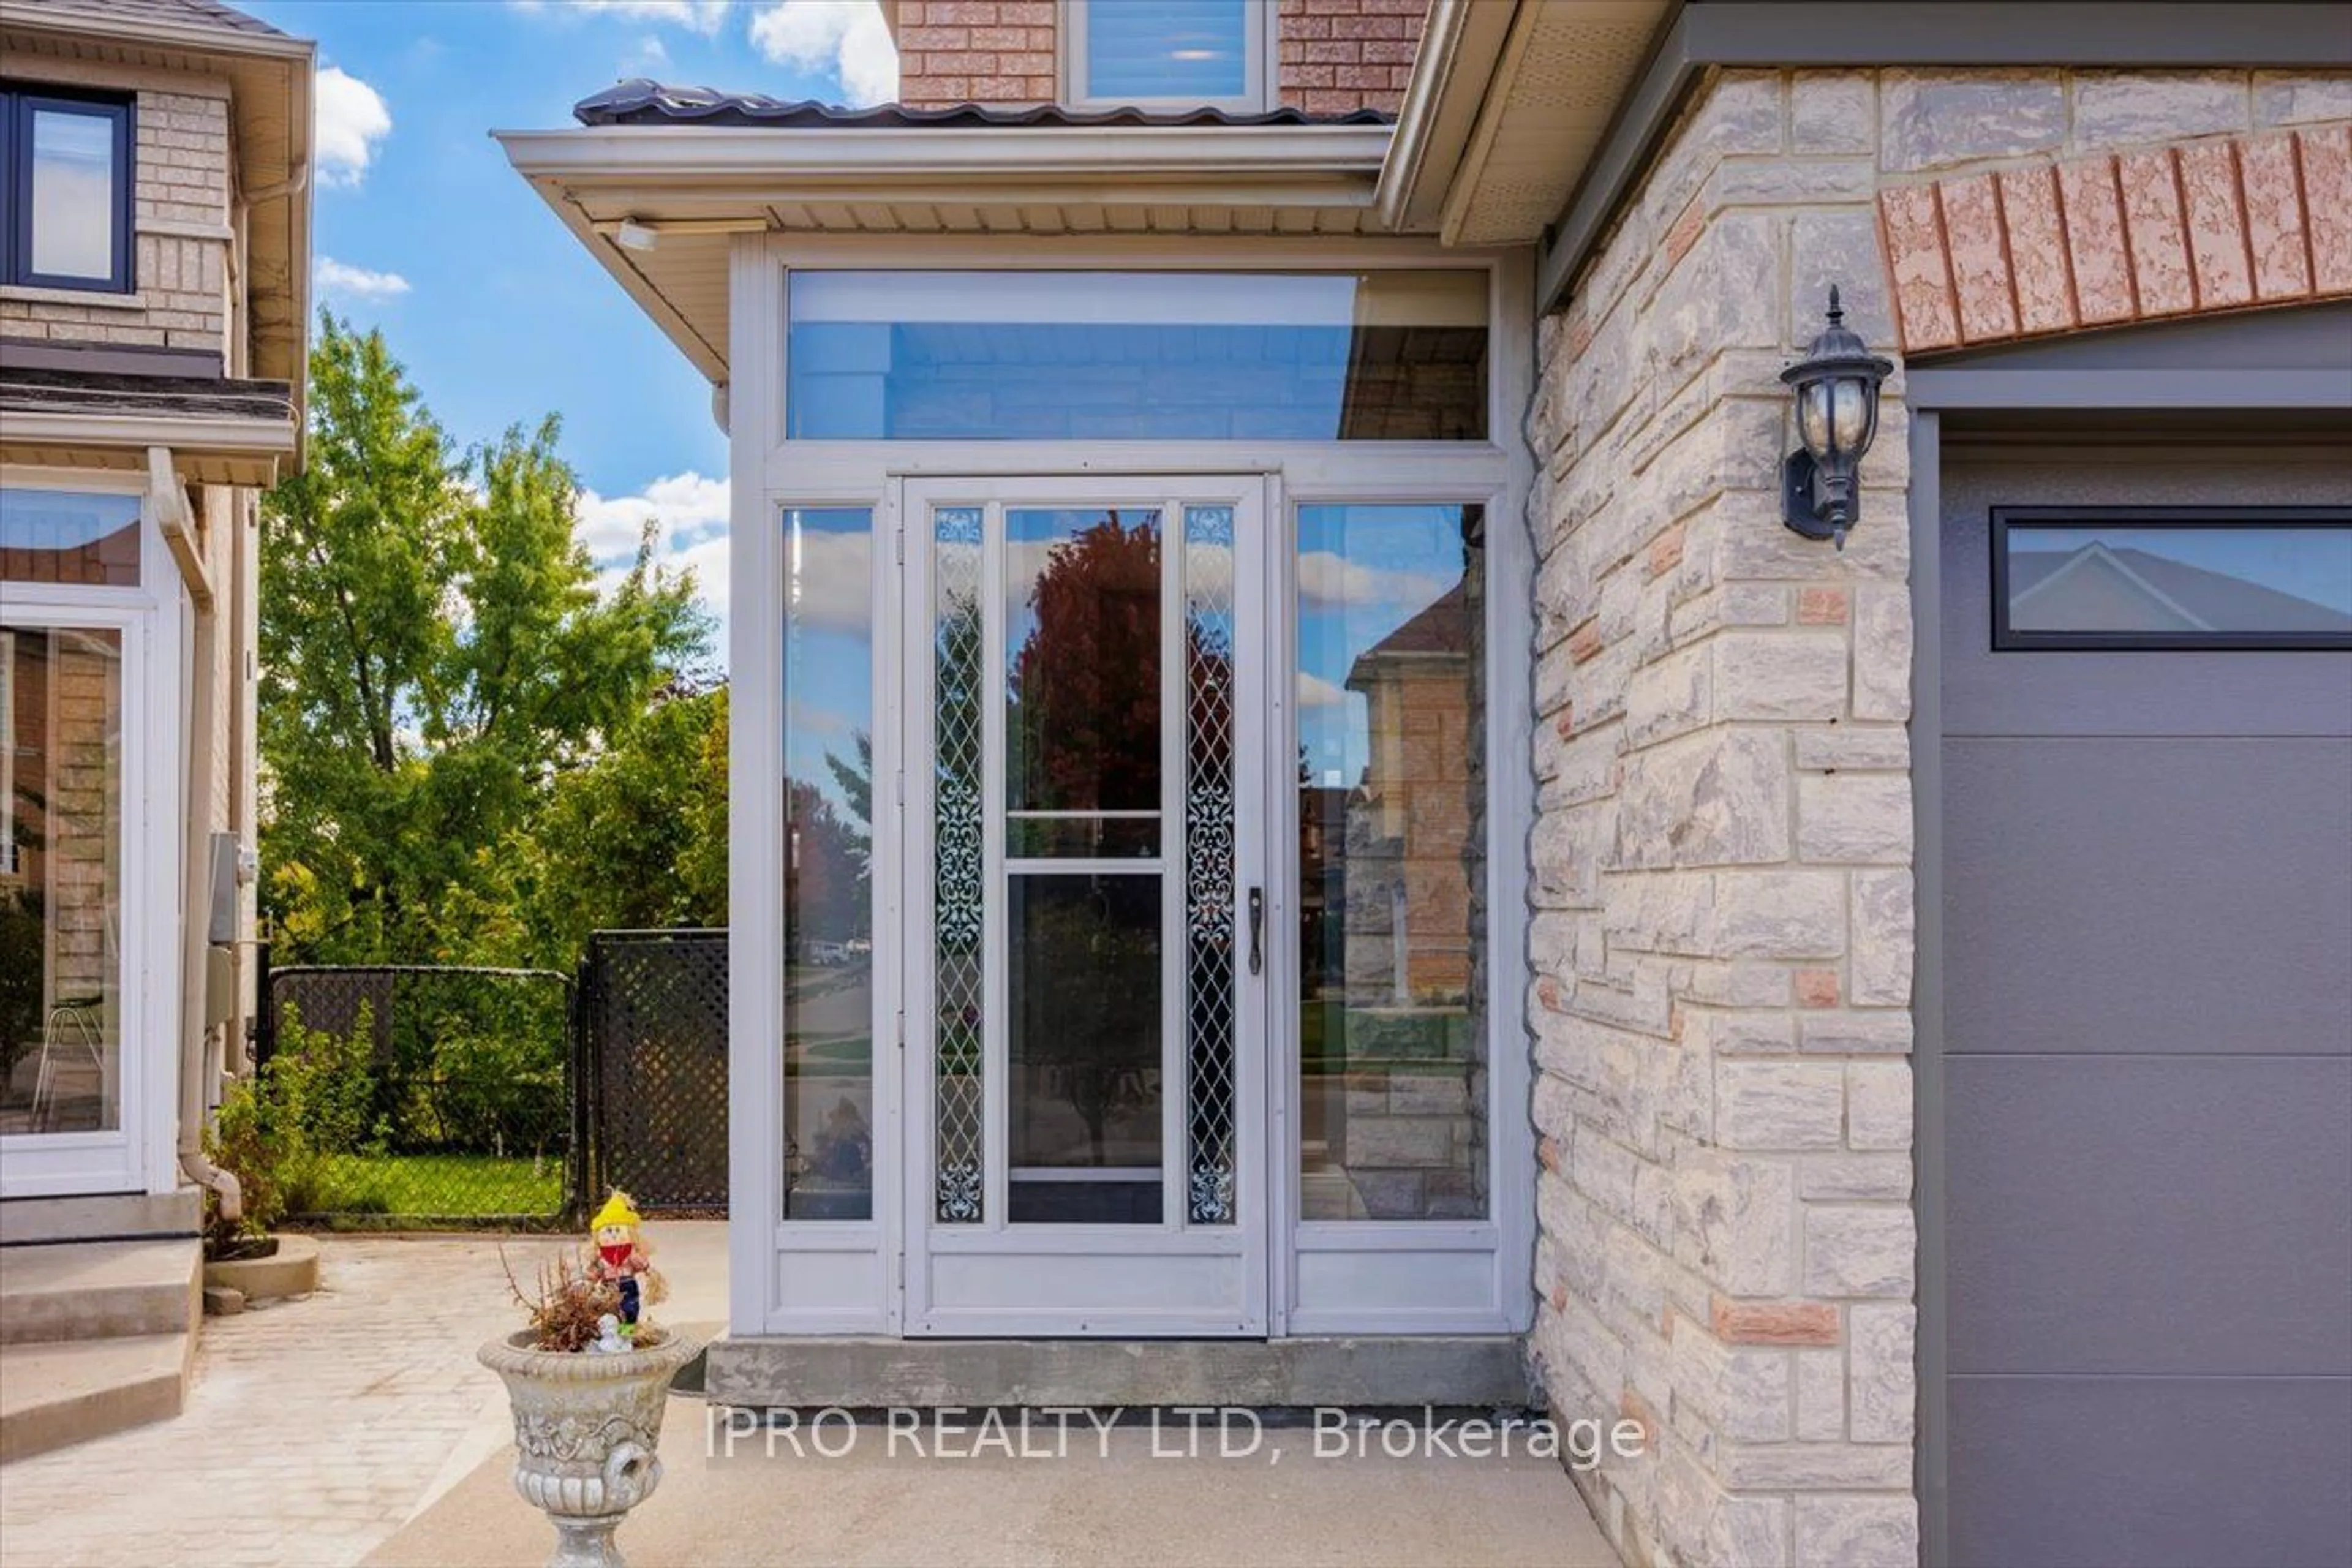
260 965 575 1229
581 930 728 1214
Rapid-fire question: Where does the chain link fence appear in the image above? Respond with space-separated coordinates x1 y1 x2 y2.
258 962 577 1230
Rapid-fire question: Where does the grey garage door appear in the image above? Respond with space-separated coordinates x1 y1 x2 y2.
1940 448 2352 1568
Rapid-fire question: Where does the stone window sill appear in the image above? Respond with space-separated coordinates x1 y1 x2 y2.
0 284 149 312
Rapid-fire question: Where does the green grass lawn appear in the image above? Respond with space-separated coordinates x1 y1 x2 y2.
299 1152 566 1223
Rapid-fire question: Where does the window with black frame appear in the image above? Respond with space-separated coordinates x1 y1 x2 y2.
1991 507 2352 651
2 85 135 293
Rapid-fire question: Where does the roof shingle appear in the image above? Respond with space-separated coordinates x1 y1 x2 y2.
574 78 1393 130
9 0 286 38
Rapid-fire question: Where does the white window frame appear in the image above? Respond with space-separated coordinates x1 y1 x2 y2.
0 467 179 1199
726 234 1537 1341
1060 0 1278 114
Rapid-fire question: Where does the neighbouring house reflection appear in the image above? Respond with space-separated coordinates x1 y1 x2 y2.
1298 505 1487 1220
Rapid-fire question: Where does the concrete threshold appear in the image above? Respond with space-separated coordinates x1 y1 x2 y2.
706 1335 1535 1410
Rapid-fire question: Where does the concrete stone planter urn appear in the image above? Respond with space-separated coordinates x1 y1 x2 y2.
477 1329 702 1568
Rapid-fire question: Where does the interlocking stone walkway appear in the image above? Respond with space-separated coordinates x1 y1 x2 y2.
0 1226 723 1568
5 1224 1615 1568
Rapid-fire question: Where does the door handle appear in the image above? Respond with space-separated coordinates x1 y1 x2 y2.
1248 887 1264 976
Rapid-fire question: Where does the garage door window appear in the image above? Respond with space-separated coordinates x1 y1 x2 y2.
1992 507 2352 650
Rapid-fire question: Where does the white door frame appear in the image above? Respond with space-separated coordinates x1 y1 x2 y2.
0 467 179 1199
899 473 1271 1336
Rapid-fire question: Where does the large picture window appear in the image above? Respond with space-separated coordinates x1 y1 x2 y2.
2 86 134 294
787 270 1489 443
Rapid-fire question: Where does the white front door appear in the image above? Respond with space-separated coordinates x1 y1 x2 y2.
900 476 1270 1335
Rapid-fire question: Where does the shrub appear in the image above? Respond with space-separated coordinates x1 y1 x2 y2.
203 1003 379 1245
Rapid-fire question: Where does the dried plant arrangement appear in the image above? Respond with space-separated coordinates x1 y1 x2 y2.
500 1245 668 1354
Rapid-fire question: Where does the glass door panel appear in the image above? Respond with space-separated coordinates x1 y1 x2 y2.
905 477 1266 1335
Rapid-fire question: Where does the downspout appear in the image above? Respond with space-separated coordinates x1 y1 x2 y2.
152 447 241 1223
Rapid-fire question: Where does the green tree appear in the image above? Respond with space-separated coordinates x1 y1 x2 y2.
259 314 709 963
522 682 730 958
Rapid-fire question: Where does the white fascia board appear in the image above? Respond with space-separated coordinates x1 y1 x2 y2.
493 122 1393 190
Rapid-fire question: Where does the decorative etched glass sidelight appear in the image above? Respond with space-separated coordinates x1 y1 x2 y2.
1183 505 1238 1224
933 505 986 1223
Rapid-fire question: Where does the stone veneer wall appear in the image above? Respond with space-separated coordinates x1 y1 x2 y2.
0 77 234 361
892 0 1424 114
1524 67 2351 1568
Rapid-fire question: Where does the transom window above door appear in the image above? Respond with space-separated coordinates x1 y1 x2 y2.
1065 0 1271 111
785 270 1490 442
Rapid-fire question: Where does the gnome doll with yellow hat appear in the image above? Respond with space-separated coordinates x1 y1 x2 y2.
586 1190 664 1340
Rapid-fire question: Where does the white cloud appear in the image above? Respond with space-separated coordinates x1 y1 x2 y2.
1296 670 1352 709
315 257 412 301
577 470 730 560
314 67 391 189
576 470 738 636
510 0 732 34
749 1 899 107
1295 551 1448 610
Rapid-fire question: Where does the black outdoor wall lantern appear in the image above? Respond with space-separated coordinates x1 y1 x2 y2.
1781 285 1894 549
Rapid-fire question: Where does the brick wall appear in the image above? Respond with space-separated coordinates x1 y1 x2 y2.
892 0 1426 114
1278 0 1425 115
1525 67 2351 1568
0 81 233 362
894 1 1057 107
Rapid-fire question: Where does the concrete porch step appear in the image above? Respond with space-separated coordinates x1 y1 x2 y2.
0 1189 202 1248
0 1239 202 1344
706 1335 1537 1410
0 1332 192 1463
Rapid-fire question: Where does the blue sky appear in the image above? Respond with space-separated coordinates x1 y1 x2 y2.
239 1 901 630
230 4 1471 807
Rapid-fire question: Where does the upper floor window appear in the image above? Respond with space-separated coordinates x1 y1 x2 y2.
1066 0 1270 111
1 86 135 294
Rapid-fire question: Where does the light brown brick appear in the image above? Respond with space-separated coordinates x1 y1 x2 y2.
1713 1295 1842 1347
2239 132 2314 301
1796 587 1849 625
2118 147 2195 315
1875 183 1959 350
2058 155 2138 324
2299 124 2352 295
2177 140 2255 309
1997 164 2077 333
1940 173 2018 342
